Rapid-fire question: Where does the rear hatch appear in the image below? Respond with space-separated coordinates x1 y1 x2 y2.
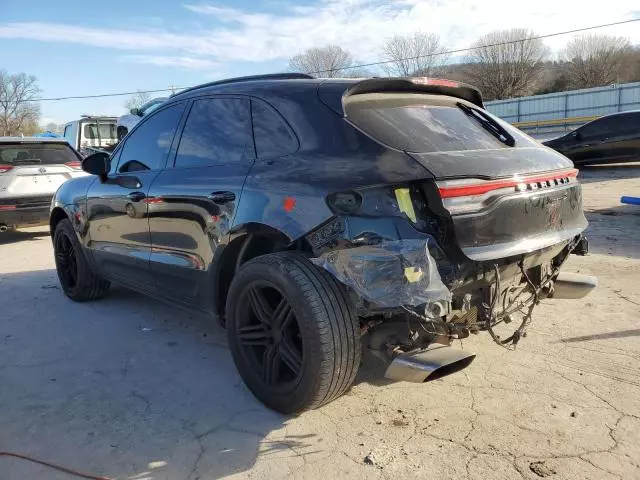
0 141 84 200
342 85 587 261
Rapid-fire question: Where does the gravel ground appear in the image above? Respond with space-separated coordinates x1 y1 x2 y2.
1 164 639 480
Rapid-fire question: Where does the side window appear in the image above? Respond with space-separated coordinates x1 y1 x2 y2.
175 97 251 168
108 145 123 175
117 103 184 173
615 113 640 135
63 125 72 145
251 100 298 158
580 117 615 140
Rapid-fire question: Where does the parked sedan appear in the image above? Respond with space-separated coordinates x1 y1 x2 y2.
544 111 640 165
0 137 86 231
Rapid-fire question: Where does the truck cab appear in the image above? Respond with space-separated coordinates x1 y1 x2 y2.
62 116 118 157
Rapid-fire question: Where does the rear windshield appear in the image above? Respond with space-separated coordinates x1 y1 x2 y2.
83 122 117 140
0 143 79 165
346 94 537 153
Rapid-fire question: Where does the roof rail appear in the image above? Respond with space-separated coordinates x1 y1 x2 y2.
171 73 314 97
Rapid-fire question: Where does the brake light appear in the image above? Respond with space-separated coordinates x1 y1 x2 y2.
438 169 578 199
411 77 459 88
0 165 14 174
0 205 17 211
437 168 579 215
65 161 83 170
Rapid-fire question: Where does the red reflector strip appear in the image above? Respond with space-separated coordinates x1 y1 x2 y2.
65 161 82 170
0 205 17 211
438 169 578 199
143 197 164 204
0 165 14 174
283 196 296 212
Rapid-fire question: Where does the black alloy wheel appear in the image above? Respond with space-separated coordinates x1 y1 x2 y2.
235 282 304 391
54 230 79 290
226 252 361 413
53 218 110 301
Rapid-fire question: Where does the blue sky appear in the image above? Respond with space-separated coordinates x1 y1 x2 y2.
2 0 639 125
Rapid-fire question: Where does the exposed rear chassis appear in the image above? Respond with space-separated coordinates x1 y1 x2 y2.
312 234 595 381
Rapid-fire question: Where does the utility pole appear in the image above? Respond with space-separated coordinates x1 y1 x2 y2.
168 85 177 94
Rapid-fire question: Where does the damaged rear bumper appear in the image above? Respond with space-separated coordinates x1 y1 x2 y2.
311 238 452 311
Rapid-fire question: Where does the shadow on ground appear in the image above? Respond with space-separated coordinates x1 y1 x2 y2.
0 227 49 245
559 328 640 343
0 269 320 479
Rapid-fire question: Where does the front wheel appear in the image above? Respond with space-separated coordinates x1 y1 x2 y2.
53 218 110 301
226 252 361 413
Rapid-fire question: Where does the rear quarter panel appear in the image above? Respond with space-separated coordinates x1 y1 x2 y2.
230 89 432 242
51 175 96 245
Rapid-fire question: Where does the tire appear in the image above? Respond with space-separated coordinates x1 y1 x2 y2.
226 252 361 413
53 218 110 301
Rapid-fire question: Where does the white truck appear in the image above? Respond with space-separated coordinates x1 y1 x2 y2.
62 115 118 157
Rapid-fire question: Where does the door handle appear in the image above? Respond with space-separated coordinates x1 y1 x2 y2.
208 191 236 203
127 191 146 202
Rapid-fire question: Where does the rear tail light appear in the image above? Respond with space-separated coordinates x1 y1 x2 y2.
0 205 17 211
65 161 83 170
437 168 578 215
0 165 14 174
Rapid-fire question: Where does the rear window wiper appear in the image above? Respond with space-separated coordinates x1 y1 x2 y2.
456 102 515 147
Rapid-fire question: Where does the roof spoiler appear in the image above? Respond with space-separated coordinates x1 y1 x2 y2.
318 77 484 116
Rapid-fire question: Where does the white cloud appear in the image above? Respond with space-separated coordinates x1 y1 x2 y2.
1 0 639 68
121 55 219 70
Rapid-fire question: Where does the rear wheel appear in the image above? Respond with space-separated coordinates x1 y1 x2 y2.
53 218 110 301
226 252 360 413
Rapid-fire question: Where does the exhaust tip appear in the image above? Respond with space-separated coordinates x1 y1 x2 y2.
384 344 476 383
0 224 8 233
426 355 475 382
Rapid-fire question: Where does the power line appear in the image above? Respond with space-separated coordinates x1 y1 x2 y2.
311 17 640 74
28 17 640 102
35 87 185 102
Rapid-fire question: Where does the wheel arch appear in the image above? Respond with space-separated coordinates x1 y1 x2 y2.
214 223 312 319
49 206 69 237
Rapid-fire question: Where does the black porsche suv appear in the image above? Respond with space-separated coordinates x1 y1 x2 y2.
50 74 595 413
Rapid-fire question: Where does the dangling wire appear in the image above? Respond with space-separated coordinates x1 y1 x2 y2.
401 305 451 337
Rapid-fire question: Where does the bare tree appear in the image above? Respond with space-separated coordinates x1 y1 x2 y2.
289 45 366 78
381 32 449 77
0 70 41 136
44 122 64 135
561 34 630 89
464 29 548 100
124 91 152 112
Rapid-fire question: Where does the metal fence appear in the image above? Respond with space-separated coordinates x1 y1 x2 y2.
485 81 640 138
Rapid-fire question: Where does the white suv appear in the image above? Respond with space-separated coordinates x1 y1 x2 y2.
0 137 87 231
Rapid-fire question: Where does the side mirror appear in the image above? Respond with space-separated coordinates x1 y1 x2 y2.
82 152 110 181
130 108 142 116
